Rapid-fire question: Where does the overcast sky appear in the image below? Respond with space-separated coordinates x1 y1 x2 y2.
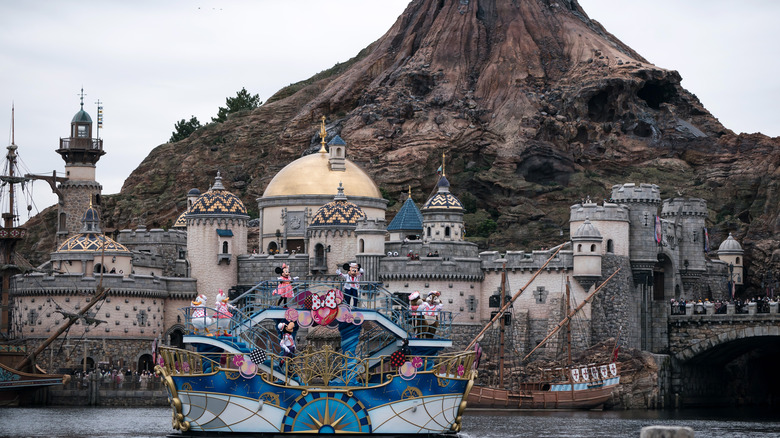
1 0 777 224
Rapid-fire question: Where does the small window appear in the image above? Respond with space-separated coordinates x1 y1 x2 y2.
427 227 431 237
590 244 596 252
577 244 582 252
359 239 365 253
735 257 740 265
77 125 88 138
607 239 614 253
445 226 451 237
222 241 229 254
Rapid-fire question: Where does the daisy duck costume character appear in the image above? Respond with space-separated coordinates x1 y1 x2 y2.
190 294 213 335
337 262 364 307
214 289 237 336
273 263 298 307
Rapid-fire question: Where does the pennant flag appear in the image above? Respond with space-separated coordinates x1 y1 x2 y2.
703 227 709 252
654 216 662 244
249 348 267 366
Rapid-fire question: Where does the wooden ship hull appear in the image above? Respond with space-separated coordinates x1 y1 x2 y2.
468 363 619 410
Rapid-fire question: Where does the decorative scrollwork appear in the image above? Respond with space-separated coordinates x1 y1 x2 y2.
260 392 280 406
401 386 423 399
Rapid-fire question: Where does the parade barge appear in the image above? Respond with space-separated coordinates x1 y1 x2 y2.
156 280 476 436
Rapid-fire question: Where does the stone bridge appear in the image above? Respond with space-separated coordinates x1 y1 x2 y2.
661 301 780 407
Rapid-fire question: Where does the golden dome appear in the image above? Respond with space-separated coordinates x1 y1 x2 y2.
262 152 381 198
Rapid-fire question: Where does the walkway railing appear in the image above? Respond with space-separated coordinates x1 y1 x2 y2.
669 300 779 317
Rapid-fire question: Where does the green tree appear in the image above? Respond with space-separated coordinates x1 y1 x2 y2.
212 87 262 123
169 116 202 143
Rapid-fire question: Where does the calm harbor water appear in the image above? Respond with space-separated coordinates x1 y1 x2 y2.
0 406 777 437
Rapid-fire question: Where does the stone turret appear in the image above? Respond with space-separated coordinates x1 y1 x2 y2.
610 183 661 283
717 233 744 286
572 219 603 289
661 197 708 290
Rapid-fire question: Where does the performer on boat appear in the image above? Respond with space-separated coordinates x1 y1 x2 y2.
214 289 237 336
337 262 364 307
190 294 212 335
278 321 296 365
273 263 297 306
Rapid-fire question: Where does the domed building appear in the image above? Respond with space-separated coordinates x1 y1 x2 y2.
307 183 366 275
186 172 249 302
52 203 132 276
257 120 387 261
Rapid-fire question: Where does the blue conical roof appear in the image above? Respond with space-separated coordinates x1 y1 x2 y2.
387 196 423 232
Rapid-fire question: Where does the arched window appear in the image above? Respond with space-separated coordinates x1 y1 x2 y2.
222 241 229 254
577 244 582 252
59 213 66 231
314 243 325 267
590 244 596 252
445 226 451 237
267 241 278 254
427 227 431 237
607 239 614 253
359 239 365 253
736 257 740 265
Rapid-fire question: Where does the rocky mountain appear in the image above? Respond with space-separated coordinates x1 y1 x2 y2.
22 0 779 293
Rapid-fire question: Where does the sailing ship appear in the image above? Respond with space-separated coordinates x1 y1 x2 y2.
467 248 621 410
0 106 71 405
155 279 476 435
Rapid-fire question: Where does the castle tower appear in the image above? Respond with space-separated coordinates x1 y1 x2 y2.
56 89 105 244
572 219 603 290
717 233 744 287
609 184 661 282
186 172 249 302
421 157 465 243
661 197 708 292
307 183 366 276
328 135 347 172
387 188 424 242
355 216 386 282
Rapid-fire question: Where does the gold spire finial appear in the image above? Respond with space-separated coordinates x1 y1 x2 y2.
408 185 412 196
319 116 327 153
441 152 446 177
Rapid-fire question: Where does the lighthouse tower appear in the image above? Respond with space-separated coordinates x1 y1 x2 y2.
56 89 105 243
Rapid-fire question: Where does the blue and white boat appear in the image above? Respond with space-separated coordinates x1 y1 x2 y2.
156 280 476 435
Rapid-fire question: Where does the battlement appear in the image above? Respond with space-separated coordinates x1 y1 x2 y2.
479 249 573 272
610 183 661 204
661 198 708 217
570 201 629 222
117 227 187 245
355 217 387 232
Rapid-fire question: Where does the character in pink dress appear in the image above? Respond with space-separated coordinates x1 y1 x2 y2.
273 264 298 307
214 289 237 336
190 294 213 335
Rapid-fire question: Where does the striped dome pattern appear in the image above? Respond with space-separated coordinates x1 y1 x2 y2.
310 200 366 227
188 190 247 216
57 234 130 253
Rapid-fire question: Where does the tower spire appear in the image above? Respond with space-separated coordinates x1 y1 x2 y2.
319 116 327 153
78 87 86 110
441 152 446 177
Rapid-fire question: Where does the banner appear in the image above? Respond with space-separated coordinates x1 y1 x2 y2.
654 216 662 244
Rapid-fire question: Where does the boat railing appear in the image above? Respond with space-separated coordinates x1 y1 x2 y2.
181 305 286 356
157 345 475 389
229 279 454 340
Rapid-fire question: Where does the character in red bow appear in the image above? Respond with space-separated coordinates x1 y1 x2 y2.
273 264 298 307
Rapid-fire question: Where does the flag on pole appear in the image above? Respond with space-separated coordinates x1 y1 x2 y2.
703 227 709 252
97 106 103 128
654 216 662 244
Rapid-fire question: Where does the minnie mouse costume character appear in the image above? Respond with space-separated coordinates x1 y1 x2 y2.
273 264 298 306
337 262 364 307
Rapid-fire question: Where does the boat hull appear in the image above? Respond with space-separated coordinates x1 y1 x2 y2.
160 369 472 435
468 376 619 410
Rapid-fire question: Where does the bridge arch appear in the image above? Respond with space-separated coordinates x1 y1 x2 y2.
673 325 780 363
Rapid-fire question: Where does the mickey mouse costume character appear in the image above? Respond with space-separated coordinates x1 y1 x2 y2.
337 262 364 307
278 321 296 365
273 263 298 307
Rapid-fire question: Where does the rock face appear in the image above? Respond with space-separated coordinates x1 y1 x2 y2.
21 0 780 292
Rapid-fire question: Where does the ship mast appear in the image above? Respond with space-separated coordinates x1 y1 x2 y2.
0 105 30 337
